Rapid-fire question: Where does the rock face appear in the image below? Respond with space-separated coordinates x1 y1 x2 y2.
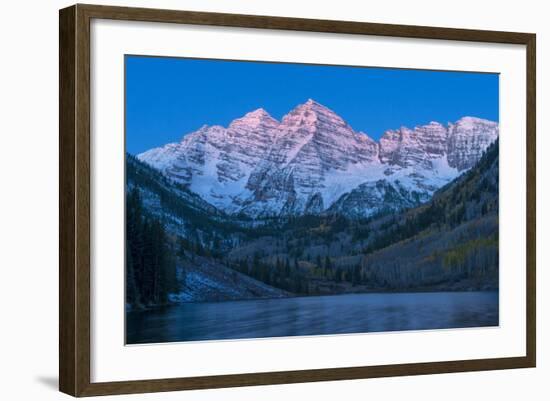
138 99 498 218
379 122 448 168
447 117 499 171
241 99 380 216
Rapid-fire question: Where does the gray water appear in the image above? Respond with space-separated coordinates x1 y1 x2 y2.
126 291 498 344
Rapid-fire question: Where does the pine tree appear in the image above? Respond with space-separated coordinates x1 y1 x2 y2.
126 186 178 307
324 255 332 271
353 264 362 285
125 240 139 306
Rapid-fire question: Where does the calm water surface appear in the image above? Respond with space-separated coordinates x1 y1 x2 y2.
126 291 498 344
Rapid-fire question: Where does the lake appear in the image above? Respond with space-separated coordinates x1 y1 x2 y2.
126 291 499 344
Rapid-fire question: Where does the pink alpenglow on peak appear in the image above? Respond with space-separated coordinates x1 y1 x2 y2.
138 100 498 217
230 108 279 128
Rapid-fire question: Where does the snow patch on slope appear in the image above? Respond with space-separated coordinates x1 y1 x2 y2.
137 99 498 218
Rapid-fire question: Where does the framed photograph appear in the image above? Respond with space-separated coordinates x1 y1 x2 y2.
59 4 536 397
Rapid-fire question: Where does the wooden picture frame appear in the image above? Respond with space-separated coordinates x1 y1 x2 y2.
59 3 536 397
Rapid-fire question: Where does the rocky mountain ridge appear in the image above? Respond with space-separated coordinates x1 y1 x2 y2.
138 99 498 218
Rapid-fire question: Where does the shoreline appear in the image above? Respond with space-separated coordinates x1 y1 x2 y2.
127 286 498 311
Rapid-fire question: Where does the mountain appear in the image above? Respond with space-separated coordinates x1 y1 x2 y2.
126 154 292 304
138 99 498 218
127 132 499 304
227 140 499 293
355 139 499 290
241 99 381 216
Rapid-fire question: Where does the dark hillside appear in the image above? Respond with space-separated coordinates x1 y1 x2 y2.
227 140 499 293
126 140 499 304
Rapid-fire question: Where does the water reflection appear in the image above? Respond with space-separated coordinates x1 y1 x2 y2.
126 291 499 344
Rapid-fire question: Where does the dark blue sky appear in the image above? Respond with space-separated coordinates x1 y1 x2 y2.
126 55 499 155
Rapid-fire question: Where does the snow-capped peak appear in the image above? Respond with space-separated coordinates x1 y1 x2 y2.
280 99 349 134
137 102 499 218
229 108 278 129
453 116 497 130
456 115 493 123
242 107 273 120
286 98 339 117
